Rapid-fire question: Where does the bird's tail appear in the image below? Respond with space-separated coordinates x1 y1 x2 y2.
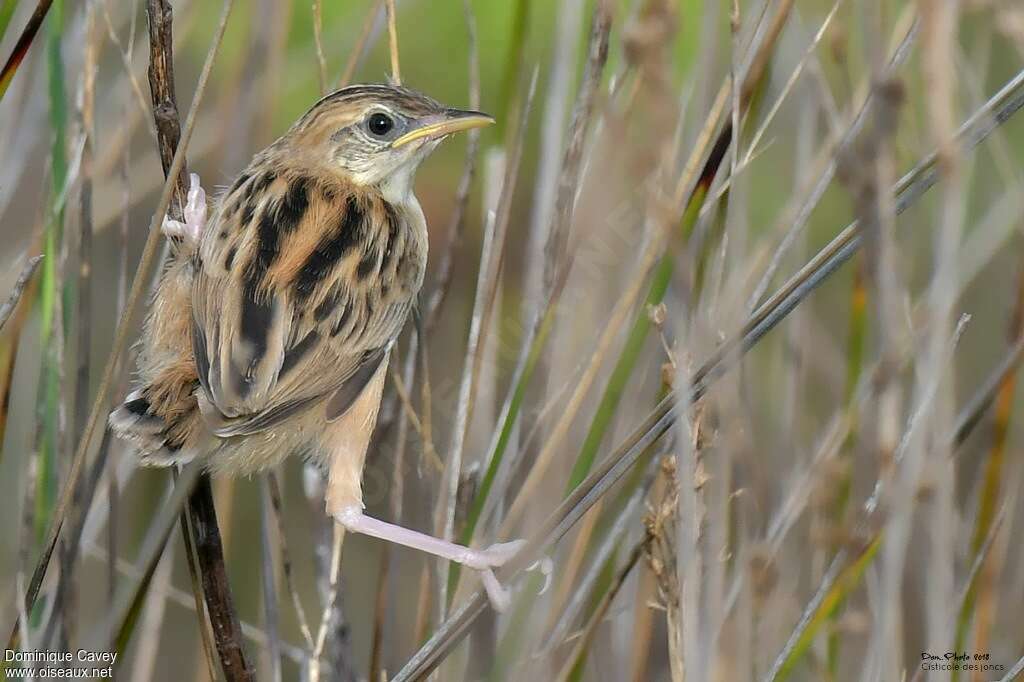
109 377 202 467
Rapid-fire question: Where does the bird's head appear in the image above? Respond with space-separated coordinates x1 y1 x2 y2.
287 84 493 202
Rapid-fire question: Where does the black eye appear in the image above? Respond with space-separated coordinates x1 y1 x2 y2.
367 112 394 137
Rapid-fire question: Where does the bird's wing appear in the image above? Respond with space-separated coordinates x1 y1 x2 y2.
190 167 423 437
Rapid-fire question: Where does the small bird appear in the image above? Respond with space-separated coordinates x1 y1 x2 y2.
112 84 522 607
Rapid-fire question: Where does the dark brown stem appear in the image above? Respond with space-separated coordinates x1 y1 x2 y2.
186 477 254 682
145 0 189 219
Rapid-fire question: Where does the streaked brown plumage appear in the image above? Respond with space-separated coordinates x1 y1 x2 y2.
112 85 523 608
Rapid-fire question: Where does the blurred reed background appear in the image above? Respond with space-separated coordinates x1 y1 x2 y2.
1 0 1024 680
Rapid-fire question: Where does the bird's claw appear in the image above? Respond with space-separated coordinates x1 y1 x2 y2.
460 539 526 612
530 556 554 595
162 172 207 246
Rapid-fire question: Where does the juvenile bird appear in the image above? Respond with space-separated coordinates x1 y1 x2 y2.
111 84 522 607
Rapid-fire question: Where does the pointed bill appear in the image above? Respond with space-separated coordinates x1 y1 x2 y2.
390 109 494 148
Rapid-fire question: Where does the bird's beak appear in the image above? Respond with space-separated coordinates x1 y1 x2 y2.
391 109 494 148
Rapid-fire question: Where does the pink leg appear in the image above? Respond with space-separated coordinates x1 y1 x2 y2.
334 505 525 610
162 173 207 246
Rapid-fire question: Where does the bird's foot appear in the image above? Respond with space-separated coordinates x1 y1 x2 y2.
457 539 527 571
162 173 207 246
332 505 525 611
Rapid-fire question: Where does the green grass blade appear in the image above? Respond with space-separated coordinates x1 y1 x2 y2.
33 0 65 548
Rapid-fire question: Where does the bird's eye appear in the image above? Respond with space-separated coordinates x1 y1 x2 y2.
367 112 394 137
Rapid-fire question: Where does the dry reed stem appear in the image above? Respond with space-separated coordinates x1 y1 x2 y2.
385 0 400 85
257 485 283 682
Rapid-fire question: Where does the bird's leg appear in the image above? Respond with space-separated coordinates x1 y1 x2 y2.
161 173 207 247
333 505 526 611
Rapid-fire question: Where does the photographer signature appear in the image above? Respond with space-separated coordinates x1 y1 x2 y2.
921 651 990 662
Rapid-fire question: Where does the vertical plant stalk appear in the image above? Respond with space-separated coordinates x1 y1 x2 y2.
918 0 963 660
74 0 97 489
385 0 400 85
177 490 222 682
524 0 583 321
371 332 419 678
257 482 282 682
145 0 190 217
186 477 254 681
